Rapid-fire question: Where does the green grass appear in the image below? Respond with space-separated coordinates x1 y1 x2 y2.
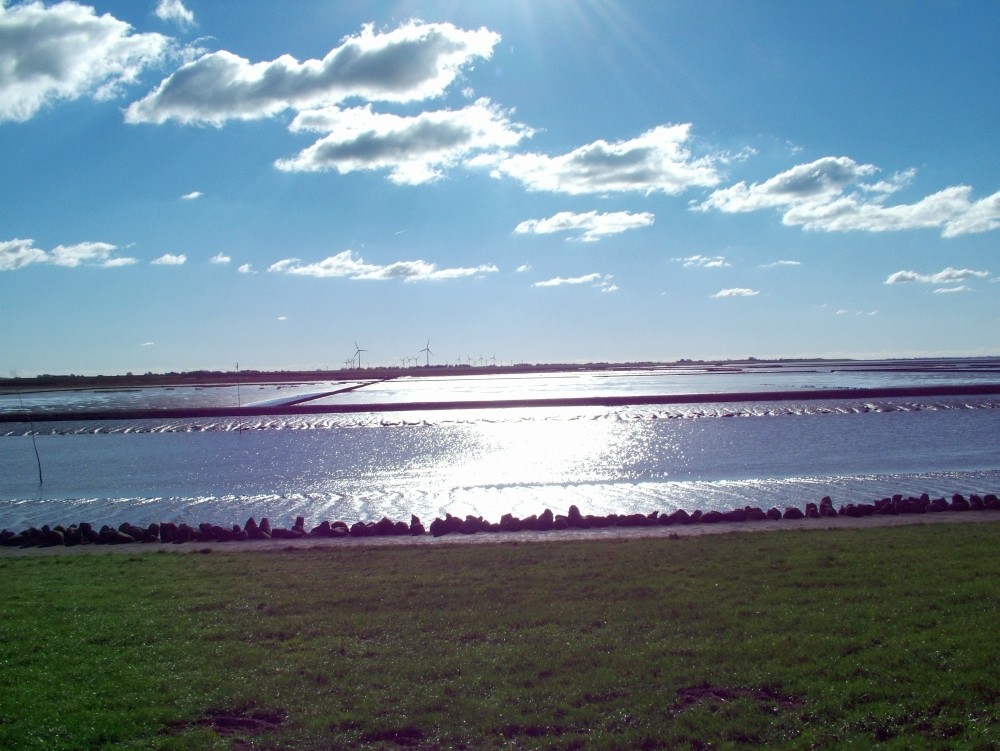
1 523 998 750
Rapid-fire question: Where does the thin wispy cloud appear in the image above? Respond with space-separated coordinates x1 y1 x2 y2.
0 1 174 123
126 21 499 125
515 210 654 242
698 156 1000 238
268 250 497 282
711 287 759 298
933 285 970 294
0 238 136 270
237 263 255 274
532 273 617 292
884 267 990 285
151 253 187 265
210 253 231 264
181 190 203 200
674 255 730 269
760 260 801 268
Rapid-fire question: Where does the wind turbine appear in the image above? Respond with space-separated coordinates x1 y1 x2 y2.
419 340 433 367
353 341 367 369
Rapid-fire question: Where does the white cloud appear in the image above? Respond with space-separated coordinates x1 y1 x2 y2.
210 253 230 264
532 272 617 292
712 288 759 298
698 157 1000 238
514 210 654 242
268 249 497 282
276 99 531 184
0 238 136 270
674 254 729 268
155 0 194 28
516 264 532 273
0 1 173 122
152 252 186 265
491 123 723 196
933 285 970 294
277 315 288 321
141 341 155 347
126 21 499 125
181 190 203 200
237 263 254 274
760 260 801 268
884 267 990 285
0 238 48 270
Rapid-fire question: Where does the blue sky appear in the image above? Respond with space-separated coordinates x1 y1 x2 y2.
2 0 998 375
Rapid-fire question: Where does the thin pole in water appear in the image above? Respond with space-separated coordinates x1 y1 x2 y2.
18 391 43 484
236 362 243 434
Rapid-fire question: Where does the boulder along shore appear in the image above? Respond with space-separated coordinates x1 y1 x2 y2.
2 493 998 556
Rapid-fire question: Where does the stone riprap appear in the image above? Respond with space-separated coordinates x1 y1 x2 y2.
1 494 998 549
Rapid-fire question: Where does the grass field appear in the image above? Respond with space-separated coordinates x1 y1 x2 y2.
1 523 997 750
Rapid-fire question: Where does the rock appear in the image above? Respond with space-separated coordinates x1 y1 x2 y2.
927 498 949 513
429 517 450 537
536 509 554 531
950 495 970 511
567 505 584 527
745 507 768 521
783 507 805 520
805 503 820 519
700 511 722 524
349 522 369 537
766 507 782 521
260 518 272 536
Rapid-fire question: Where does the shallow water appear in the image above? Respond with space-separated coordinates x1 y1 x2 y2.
2 366 1000 530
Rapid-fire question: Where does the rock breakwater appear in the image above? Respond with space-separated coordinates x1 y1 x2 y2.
2 493 998 549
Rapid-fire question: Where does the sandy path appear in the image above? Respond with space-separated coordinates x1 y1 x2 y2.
3 511 997 556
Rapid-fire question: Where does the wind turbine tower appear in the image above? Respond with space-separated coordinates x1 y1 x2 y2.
419 340 433 367
353 342 367 369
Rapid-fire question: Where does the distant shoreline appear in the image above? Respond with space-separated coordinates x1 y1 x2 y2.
3 382 1000 424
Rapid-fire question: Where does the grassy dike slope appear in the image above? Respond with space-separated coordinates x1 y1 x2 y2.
1 524 997 750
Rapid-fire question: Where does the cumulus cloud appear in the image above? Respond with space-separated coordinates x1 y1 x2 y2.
0 238 136 270
491 123 724 196
180 190 203 200
516 264 531 272
237 263 254 274
268 249 497 282
514 210 654 242
276 99 531 184
210 253 230 264
126 21 499 125
532 272 617 292
884 267 990 285
711 287 759 298
698 157 1000 238
155 0 194 28
151 252 186 265
0 1 173 122
674 254 729 268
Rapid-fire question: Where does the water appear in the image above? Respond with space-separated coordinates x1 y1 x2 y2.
2 364 1000 530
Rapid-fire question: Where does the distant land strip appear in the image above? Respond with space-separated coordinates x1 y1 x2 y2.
4 384 1000 424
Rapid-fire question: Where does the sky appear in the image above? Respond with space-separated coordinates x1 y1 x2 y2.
1 0 998 375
